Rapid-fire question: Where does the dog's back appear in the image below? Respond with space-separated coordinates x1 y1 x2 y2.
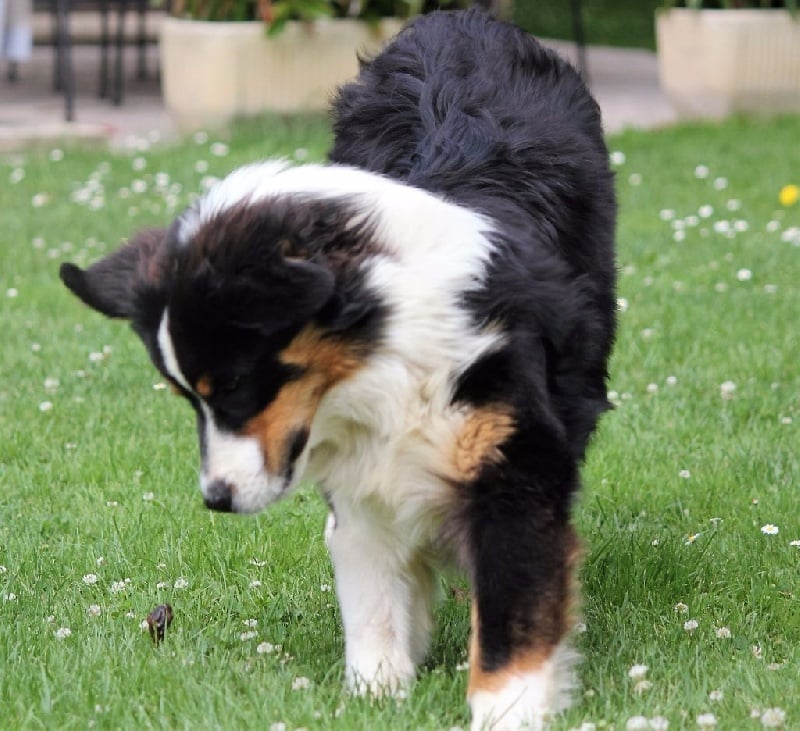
332 8 616 459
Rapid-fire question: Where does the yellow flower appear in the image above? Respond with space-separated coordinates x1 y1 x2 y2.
779 184 799 207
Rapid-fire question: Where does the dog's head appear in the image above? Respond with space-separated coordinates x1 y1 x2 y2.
60 164 381 513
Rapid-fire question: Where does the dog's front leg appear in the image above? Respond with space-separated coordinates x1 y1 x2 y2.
466 513 580 731
325 506 436 697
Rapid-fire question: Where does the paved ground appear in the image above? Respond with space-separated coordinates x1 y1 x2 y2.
0 33 677 152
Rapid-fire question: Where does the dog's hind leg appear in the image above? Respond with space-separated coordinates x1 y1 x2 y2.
325 504 437 696
465 516 581 731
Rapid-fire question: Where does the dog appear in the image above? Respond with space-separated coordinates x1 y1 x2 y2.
60 9 616 729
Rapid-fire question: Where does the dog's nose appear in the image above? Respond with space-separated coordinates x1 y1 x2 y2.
203 480 233 512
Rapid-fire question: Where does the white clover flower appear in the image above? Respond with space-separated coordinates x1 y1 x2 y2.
6 287 19 298
243 618 258 628
626 716 649 731
737 268 753 282
240 631 258 641
713 177 728 190
760 709 786 728
628 173 642 186
697 713 717 728
666 376 677 386
698 205 714 218
109 580 128 594
55 627 72 640
3 592 17 601
633 680 653 694
720 381 736 399
256 642 276 654
646 383 659 394
39 401 53 413
142 492 154 501
659 208 675 221
761 524 779 535
684 619 699 632
87 604 102 617
715 627 731 639
679 469 691 479
269 723 287 731
249 580 262 589
709 690 723 702
790 540 800 547
628 664 649 680
674 602 689 614
650 718 670 731
291 676 311 691
210 142 230 157
174 578 189 589
617 297 629 313
82 574 98 585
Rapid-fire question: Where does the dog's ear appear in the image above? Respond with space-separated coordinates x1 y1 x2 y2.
59 228 169 319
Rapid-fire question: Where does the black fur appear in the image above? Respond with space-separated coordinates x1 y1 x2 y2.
333 8 616 680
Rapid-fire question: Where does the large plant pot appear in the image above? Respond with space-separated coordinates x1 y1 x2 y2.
160 16 405 132
656 9 800 120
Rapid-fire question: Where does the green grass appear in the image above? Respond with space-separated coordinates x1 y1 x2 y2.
1 114 799 730
514 0 662 49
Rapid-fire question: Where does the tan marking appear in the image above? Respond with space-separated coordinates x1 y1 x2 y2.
451 406 516 483
244 326 366 474
195 374 213 398
467 526 581 696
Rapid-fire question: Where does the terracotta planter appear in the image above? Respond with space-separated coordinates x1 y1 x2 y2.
160 16 405 132
656 9 800 120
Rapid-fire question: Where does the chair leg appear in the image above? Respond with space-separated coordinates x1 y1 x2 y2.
136 0 147 80
55 0 75 122
112 0 128 105
99 0 110 98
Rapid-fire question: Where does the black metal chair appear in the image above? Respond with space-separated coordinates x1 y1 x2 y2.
48 0 153 122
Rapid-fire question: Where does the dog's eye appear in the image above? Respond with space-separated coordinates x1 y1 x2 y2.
220 375 242 394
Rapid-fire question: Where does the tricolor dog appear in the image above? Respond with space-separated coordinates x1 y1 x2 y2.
60 9 616 729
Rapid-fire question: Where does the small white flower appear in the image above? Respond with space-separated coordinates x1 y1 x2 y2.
659 208 675 221
256 642 275 654
761 524 779 535
87 604 102 617
709 689 723 702
249 580 262 589
626 716 649 731
720 380 736 399
617 297 629 312
293 147 309 161
6 287 19 298
320 583 332 593
760 708 786 728
790 540 800 547
55 627 72 640
109 580 128 594
713 177 728 190
646 383 659 394
82 574 98 585
3 592 17 601
210 142 229 157
684 619 699 632
194 160 209 174
674 602 689 614
610 150 626 166
726 198 741 211
243 618 258 628
679 469 691 479
715 626 732 639
249 558 267 567
269 724 287 731
628 664 649 680
39 401 53 413
96 557 105 566
698 205 714 218
174 577 189 589
240 631 258 641
628 173 642 186
694 164 710 179
666 376 677 386
142 492 155 501
752 644 763 659
156 581 168 589
291 676 311 691
736 268 753 282
633 680 653 694
696 713 717 728
650 718 670 731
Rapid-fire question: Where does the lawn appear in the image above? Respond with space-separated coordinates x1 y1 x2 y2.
1 114 798 730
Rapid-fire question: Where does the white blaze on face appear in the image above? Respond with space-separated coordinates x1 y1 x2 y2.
156 311 287 513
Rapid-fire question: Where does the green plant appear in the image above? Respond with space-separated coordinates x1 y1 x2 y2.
170 0 469 25
663 0 797 10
